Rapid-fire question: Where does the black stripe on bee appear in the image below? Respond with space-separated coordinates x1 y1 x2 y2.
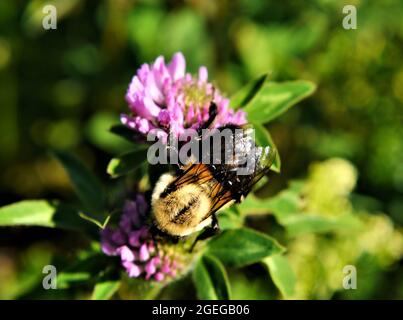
172 197 199 224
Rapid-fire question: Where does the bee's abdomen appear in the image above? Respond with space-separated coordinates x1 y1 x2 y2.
172 197 199 224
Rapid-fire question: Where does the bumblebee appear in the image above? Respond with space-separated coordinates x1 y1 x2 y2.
150 103 276 239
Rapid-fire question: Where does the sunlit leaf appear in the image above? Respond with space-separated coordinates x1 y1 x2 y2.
206 228 285 267
92 280 121 300
57 271 91 289
217 207 244 230
236 195 271 215
252 175 269 192
283 213 363 237
237 190 301 220
193 254 231 300
230 73 269 109
0 200 87 232
263 254 296 298
244 80 316 124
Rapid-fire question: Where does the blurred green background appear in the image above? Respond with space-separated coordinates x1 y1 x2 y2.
0 0 402 299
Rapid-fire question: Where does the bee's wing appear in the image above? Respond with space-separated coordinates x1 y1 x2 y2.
192 146 276 220
165 132 277 220
167 162 234 217
216 125 277 201
169 162 213 187
239 145 277 196
207 185 234 215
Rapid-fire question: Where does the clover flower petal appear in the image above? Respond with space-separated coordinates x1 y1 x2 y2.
100 193 183 282
122 52 247 140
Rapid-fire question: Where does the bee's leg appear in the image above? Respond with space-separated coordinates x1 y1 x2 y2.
149 226 160 255
198 101 218 132
210 213 220 233
205 101 218 129
170 236 180 244
188 100 218 164
189 214 220 252
153 237 160 255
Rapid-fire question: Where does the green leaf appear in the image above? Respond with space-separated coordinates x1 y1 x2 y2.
217 207 244 230
237 190 301 220
252 175 269 192
107 146 148 178
244 80 316 124
0 200 87 232
4 244 53 299
252 122 281 172
92 280 121 300
283 213 363 237
57 254 109 289
263 254 296 298
193 254 231 300
57 271 91 289
237 195 272 215
52 150 106 221
263 190 301 221
110 124 137 143
288 180 305 193
227 269 276 300
86 113 134 154
205 228 285 267
119 275 164 299
230 73 269 109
